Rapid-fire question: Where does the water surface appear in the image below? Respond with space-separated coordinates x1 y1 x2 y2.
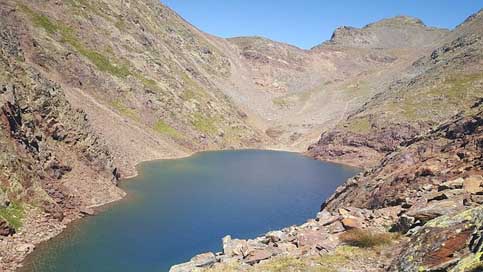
23 150 358 272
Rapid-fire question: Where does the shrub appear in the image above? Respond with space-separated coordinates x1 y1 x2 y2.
339 229 393 248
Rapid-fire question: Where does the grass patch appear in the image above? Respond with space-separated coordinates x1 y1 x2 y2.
111 100 139 121
346 117 372 134
384 73 483 122
339 229 393 248
134 74 159 90
20 4 131 78
0 202 25 230
153 120 182 139
255 257 308 272
192 113 217 135
272 97 290 108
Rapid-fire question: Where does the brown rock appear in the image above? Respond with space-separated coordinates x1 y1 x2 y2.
244 249 272 264
341 217 363 230
438 178 464 191
80 207 95 216
463 175 483 194
406 199 464 223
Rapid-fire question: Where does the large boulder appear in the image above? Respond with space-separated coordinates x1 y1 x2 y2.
222 235 249 258
406 199 465 223
393 206 483 271
169 252 216 272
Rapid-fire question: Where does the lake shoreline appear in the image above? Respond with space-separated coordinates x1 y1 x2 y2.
17 149 359 272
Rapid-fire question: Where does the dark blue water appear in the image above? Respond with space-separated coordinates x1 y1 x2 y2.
22 150 358 272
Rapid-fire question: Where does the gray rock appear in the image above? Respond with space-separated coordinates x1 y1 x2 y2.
222 235 249 257
406 199 464 223
316 210 340 226
391 214 416 233
191 252 216 267
266 230 287 243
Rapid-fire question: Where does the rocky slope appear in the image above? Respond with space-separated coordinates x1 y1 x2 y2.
0 5 124 269
308 11 483 167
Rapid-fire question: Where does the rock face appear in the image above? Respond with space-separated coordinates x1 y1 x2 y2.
322 16 448 49
395 207 483 272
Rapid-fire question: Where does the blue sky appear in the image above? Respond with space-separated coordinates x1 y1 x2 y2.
161 0 483 49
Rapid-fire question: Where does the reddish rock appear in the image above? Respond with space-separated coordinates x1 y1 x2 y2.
341 217 363 230
244 249 272 264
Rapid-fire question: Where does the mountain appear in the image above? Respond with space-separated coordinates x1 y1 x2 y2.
308 10 483 167
0 0 481 271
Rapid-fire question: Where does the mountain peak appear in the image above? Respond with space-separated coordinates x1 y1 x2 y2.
366 15 426 28
321 15 448 49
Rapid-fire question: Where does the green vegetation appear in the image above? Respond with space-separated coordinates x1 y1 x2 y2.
153 120 183 139
111 100 139 121
384 73 483 121
192 113 217 135
256 257 309 272
346 117 372 134
339 229 394 248
272 97 290 108
20 4 131 78
134 74 159 90
0 202 25 230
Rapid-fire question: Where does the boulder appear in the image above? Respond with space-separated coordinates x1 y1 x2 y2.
296 230 339 251
438 178 464 191
463 175 483 194
316 210 340 226
244 249 273 265
391 215 415 233
80 207 95 216
327 220 345 234
191 252 216 267
393 207 483 272
222 236 249 257
406 199 464 223
265 230 287 243
0 219 15 236
169 252 217 272
341 217 363 230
